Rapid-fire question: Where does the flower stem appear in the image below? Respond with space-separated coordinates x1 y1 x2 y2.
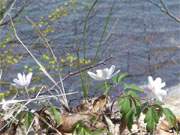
104 81 109 95
25 87 30 98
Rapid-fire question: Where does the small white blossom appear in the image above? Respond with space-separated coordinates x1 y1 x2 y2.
147 76 167 101
87 65 120 81
12 72 33 88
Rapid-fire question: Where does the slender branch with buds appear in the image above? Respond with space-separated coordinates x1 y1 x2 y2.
148 0 180 23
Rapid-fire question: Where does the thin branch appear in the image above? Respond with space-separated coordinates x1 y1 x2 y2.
0 92 77 105
25 16 57 62
148 0 180 23
63 56 112 80
159 0 180 23
40 56 112 95
9 16 69 109
25 17 68 108
0 1 26 26
34 113 62 135
0 0 17 24
82 0 99 59
93 0 115 61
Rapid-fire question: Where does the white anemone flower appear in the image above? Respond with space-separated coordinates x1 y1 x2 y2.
87 65 120 81
147 76 167 101
12 72 33 88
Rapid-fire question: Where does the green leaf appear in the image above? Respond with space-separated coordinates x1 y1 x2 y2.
127 90 139 98
24 112 34 130
163 108 176 127
127 91 141 117
0 93 5 100
118 96 136 131
125 109 134 130
152 104 163 118
49 105 61 125
118 97 131 115
112 73 128 84
144 107 159 133
0 9 5 21
124 83 144 92
104 81 112 95
73 121 94 135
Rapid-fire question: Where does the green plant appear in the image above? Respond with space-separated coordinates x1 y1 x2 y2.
73 121 104 135
118 91 141 130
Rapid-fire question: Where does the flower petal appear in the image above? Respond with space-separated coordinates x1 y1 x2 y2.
148 76 154 86
87 71 103 80
105 65 115 79
22 73 26 84
157 95 163 102
111 69 120 78
87 65 119 80
96 70 104 78
102 68 109 79
13 78 22 86
160 82 166 88
26 72 33 86
17 73 23 81
109 65 115 75
147 76 167 102
154 77 162 86
159 90 167 96
17 73 24 86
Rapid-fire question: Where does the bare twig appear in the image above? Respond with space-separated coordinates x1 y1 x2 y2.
38 56 112 96
63 56 112 80
34 113 62 135
159 0 180 23
26 118 35 135
0 90 76 131
83 0 99 59
0 2 26 26
0 92 77 106
148 0 180 23
25 16 57 62
10 16 69 109
0 0 16 24
25 16 68 109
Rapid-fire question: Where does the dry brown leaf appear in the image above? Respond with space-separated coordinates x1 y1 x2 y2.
93 121 106 129
176 116 180 123
156 128 174 135
72 100 92 113
157 115 180 135
36 107 55 129
72 95 108 114
92 95 108 113
57 113 92 133
159 120 170 132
